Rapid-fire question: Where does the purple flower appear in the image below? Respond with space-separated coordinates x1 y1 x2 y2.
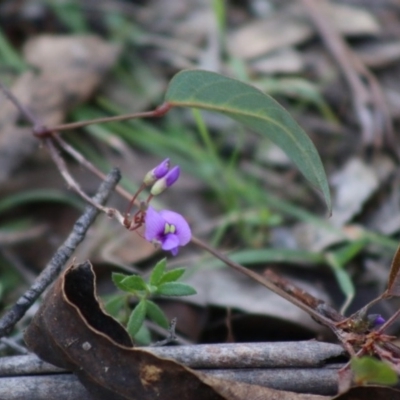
367 314 385 328
145 206 191 255
143 158 170 186
150 166 180 196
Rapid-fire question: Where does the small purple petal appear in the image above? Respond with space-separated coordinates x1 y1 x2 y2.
144 207 165 241
165 166 180 187
143 159 170 185
373 315 385 326
161 233 180 251
367 313 386 328
159 210 191 245
153 158 170 179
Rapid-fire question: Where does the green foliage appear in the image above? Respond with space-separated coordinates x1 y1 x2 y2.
165 69 331 212
157 282 197 297
145 300 169 329
111 272 132 292
159 268 186 284
149 259 167 285
110 258 195 342
351 356 398 386
0 189 84 215
103 294 126 317
120 275 147 292
127 300 147 337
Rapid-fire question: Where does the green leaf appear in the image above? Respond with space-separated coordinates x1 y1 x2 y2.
351 356 398 386
165 70 331 212
121 275 147 292
127 300 147 337
159 268 186 284
0 189 84 215
111 272 131 292
149 258 167 286
145 300 169 329
157 282 197 297
103 294 126 317
134 324 152 346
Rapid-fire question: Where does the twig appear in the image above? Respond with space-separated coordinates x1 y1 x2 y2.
151 318 178 347
0 342 345 397
0 81 40 129
0 342 345 373
44 137 114 214
0 168 121 338
191 236 340 329
52 134 134 203
0 337 28 355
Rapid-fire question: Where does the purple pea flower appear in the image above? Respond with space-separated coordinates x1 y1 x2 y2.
145 206 191 255
143 158 170 186
367 314 385 328
150 166 180 196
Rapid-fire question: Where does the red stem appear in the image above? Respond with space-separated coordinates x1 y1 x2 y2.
33 102 173 137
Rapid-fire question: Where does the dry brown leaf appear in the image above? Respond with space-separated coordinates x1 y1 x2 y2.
228 2 379 60
182 267 328 334
387 243 400 297
0 35 119 183
333 385 400 400
24 261 328 400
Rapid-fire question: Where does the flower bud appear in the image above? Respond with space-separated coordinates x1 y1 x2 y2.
150 166 180 196
367 314 385 328
143 158 170 186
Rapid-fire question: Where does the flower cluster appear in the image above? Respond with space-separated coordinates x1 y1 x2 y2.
125 158 191 256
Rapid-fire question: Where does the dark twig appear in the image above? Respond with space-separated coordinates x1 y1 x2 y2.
0 168 121 338
151 318 178 347
0 344 345 396
0 337 29 355
0 81 39 129
0 342 345 373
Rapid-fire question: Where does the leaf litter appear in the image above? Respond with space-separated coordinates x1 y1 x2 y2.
2 0 400 398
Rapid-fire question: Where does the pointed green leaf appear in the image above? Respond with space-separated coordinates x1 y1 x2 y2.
351 356 398 385
104 294 126 317
157 282 197 297
145 300 169 329
159 268 186 284
134 324 152 346
121 275 147 292
127 300 147 337
149 258 167 286
165 70 331 212
111 272 131 292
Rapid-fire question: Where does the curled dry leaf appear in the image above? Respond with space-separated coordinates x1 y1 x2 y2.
24 261 327 400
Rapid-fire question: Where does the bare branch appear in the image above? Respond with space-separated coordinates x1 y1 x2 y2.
0 168 121 338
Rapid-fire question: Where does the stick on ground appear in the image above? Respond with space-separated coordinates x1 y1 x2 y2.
0 168 121 338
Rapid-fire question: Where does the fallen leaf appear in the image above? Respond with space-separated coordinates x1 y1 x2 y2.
330 158 379 227
24 261 328 400
228 2 379 60
333 385 400 400
386 243 400 297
